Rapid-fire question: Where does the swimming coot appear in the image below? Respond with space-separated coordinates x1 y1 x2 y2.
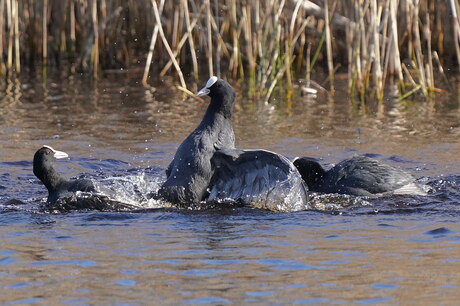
293 155 425 196
33 145 96 204
158 76 236 205
207 148 308 211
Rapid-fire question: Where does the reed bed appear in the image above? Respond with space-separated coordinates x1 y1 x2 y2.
0 0 458 102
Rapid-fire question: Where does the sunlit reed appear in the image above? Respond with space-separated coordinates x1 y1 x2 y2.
0 0 458 102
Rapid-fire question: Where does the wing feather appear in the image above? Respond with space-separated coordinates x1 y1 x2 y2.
208 149 308 211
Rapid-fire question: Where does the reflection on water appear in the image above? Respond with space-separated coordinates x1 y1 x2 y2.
0 71 459 304
1 210 459 304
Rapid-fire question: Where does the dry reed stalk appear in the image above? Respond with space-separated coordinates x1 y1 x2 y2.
264 24 282 92
13 0 19 73
285 0 303 96
160 15 199 76
142 0 164 87
389 0 403 83
324 0 334 93
151 0 187 89
172 9 179 51
398 84 422 101
448 0 460 66
6 0 12 70
306 42 311 84
42 0 47 67
352 0 363 96
0 0 4 75
357 0 367 89
264 53 294 102
424 11 434 89
70 0 76 54
2 0 458 100
286 9 310 96
91 0 99 78
402 63 417 85
242 4 255 79
213 0 221 78
208 13 231 58
346 21 353 92
182 0 198 81
379 1 391 93
370 0 382 99
405 0 413 61
205 0 214 76
142 23 159 86
228 0 239 78
413 0 427 96
432 51 452 90
177 85 201 99
99 0 107 52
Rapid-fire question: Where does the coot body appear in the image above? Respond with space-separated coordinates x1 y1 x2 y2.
158 77 236 205
293 155 423 196
33 145 96 204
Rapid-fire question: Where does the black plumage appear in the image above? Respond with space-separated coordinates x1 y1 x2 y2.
208 148 308 211
33 145 96 204
293 155 424 196
158 77 236 205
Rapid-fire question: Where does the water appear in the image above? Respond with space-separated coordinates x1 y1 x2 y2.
1 71 460 304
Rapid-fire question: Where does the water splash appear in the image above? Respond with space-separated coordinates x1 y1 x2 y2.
94 171 168 209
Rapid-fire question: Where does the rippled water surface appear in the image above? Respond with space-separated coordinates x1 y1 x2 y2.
1 71 460 304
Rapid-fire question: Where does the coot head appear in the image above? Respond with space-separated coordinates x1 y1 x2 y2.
293 157 326 189
196 76 235 117
33 145 69 190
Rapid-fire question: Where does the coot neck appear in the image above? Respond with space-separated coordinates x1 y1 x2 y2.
310 168 326 189
203 94 234 122
34 163 64 192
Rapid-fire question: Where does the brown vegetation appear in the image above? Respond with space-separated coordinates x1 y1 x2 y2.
0 0 459 101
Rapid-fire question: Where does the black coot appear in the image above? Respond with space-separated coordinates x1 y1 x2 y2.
158 76 236 205
207 148 308 211
33 145 96 204
293 155 425 196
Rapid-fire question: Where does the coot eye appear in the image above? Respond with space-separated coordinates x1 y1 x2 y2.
45 151 50 155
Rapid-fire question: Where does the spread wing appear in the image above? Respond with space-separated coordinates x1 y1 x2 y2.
207 149 308 212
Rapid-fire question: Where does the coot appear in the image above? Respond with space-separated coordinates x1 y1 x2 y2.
208 148 308 211
33 145 96 204
293 155 425 196
158 77 236 205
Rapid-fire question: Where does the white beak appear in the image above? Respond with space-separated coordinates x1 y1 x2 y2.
196 87 210 97
195 76 218 97
42 145 69 159
54 150 69 159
